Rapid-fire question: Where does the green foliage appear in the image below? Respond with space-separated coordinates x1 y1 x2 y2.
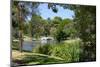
61 5 96 61
23 23 30 35
51 16 62 27
64 27 77 39
55 30 68 42
31 14 51 37
49 40 80 62
12 41 19 50
33 39 81 62
48 3 58 13
33 44 51 55
67 5 96 61
53 18 74 42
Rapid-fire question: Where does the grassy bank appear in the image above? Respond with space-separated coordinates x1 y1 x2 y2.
12 38 82 66
12 50 65 66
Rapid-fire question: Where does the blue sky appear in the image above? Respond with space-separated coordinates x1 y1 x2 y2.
37 3 75 20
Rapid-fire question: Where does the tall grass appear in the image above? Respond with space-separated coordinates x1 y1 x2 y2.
33 39 81 62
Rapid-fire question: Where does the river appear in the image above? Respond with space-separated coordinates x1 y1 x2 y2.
22 40 56 51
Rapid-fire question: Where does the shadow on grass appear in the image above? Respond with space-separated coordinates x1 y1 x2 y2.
12 53 66 66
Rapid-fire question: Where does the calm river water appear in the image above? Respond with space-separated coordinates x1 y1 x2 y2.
22 40 56 51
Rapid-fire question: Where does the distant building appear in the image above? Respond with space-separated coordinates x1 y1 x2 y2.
40 37 54 44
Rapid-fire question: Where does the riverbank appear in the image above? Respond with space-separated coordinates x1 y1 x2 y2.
12 38 81 66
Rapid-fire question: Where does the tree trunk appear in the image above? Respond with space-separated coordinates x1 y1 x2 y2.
17 3 24 52
19 30 23 52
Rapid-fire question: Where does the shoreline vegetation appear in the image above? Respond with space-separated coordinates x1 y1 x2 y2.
12 38 81 66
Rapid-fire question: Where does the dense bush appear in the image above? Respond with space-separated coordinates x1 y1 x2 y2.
33 44 51 55
55 30 69 42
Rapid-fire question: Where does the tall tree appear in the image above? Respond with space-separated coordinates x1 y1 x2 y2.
65 5 96 61
12 1 39 52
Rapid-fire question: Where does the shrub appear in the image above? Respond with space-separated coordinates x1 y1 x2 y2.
55 30 69 42
33 44 51 55
12 41 19 50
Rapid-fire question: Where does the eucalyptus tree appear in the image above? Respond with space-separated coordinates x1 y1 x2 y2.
31 14 51 37
12 1 39 52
